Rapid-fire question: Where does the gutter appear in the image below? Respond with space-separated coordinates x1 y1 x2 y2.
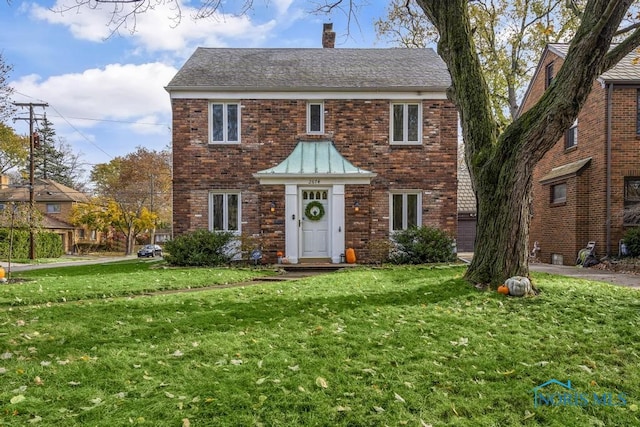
606 83 613 257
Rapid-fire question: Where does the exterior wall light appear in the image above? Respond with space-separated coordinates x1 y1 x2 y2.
354 201 360 212
270 201 276 213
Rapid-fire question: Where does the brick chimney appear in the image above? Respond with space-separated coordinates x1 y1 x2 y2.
322 23 335 48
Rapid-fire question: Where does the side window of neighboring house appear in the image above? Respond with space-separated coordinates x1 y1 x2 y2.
624 177 640 225
551 183 567 204
307 102 324 134
391 102 421 144
210 102 240 143
545 62 554 89
46 203 61 213
390 192 421 231
565 120 578 149
90 230 97 240
209 192 241 232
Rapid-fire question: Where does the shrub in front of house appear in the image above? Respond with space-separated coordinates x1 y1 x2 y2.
622 227 640 257
390 226 456 264
163 230 238 267
0 228 64 259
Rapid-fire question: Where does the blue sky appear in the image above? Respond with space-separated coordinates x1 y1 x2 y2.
1 0 392 178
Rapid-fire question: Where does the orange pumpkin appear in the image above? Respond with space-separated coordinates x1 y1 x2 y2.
345 248 357 264
497 285 510 295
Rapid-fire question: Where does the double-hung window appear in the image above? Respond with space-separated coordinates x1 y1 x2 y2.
46 203 61 214
210 102 240 143
624 177 640 225
307 102 324 134
551 183 567 204
391 103 421 144
390 192 421 231
565 119 578 149
209 192 240 232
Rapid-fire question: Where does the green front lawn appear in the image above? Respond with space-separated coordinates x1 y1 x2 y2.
0 264 638 426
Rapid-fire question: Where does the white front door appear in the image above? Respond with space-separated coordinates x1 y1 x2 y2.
300 189 330 258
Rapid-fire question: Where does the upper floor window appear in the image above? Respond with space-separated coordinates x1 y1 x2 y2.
624 177 640 225
551 183 567 204
209 191 240 232
391 103 421 144
307 102 324 134
390 191 421 231
46 203 61 214
210 102 240 143
545 62 554 89
565 120 578 149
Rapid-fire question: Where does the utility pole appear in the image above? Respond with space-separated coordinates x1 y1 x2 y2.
14 102 48 260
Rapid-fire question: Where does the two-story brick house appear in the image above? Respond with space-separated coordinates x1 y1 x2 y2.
521 43 640 265
0 176 92 253
166 24 458 264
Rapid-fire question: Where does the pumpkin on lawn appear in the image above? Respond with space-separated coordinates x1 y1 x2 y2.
504 276 532 297
497 284 509 295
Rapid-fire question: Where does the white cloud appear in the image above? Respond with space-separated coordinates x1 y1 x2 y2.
30 0 278 54
11 62 176 130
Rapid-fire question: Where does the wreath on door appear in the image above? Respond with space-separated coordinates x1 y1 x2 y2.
305 201 325 221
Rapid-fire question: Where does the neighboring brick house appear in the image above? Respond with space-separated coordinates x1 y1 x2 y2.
457 151 476 253
165 24 458 264
0 177 92 253
521 43 640 265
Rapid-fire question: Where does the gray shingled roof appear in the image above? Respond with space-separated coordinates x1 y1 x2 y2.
549 43 640 82
166 48 451 92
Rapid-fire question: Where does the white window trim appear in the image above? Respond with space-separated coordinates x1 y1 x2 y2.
307 101 324 134
208 191 242 233
209 102 241 144
389 191 423 232
390 102 422 145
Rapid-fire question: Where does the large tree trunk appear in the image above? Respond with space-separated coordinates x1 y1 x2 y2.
418 0 640 286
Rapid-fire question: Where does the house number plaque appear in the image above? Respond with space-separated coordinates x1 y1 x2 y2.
308 179 321 184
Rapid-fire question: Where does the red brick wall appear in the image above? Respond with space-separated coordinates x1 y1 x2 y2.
527 49 640 264
172 97 458 262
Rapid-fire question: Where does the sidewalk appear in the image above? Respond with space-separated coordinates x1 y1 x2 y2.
1 255 137 273
458 252 639 289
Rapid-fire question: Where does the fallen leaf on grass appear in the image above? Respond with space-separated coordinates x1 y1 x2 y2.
68 381 81 386
34 376 44 386
373 406 385 413
420 420 433 427
523 410 535 420
315 377 328 389
182 419 191 427
1 352 13 360
165 392 175 399
27 416 42 424
172 350 184 357
10 395 26 404
0 367 7 374
230 359 243 365
335 405 351 412
578 365 593 374
394 392 406 403
256 377 267 385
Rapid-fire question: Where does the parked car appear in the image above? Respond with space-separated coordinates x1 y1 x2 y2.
137 244 163 258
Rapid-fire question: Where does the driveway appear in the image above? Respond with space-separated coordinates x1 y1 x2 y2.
458 252 639 289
